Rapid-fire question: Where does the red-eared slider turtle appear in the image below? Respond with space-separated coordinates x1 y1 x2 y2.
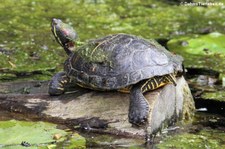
49 18 183 126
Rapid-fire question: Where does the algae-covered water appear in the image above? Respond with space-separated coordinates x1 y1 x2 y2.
1 0 225 81
0 0 225 148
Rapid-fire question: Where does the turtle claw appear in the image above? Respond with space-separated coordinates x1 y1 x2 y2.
49 72 69 96
128 106 149 126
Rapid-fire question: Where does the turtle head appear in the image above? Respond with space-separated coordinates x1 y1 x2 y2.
51 18 77 55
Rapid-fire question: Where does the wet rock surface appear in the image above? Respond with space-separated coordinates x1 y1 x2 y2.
0 76 194 138
185 67 225 116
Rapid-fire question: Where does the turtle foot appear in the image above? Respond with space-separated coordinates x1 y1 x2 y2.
48 72 69 96
128 92 149 126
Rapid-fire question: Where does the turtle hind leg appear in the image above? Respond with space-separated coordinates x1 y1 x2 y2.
48 72 70 96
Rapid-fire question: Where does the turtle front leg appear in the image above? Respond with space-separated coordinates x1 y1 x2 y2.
128 81 150 126
128 74 177 126
49 72 70 96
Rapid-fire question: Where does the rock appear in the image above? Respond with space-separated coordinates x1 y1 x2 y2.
0 76 195 139
0 80 49 94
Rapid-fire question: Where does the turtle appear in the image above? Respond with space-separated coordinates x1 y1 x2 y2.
49 18 184 126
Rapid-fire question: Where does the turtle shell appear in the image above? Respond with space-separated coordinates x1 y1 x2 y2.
64 33 183 90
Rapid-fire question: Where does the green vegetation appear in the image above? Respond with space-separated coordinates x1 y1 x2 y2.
201 90 225 101
157 129 225 149
167 32 225 75
0 0 225 81
0 120 86 148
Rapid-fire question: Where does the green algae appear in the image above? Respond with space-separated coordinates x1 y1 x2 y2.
201 91 225 102
78 42 109 63
157 129 225 149
57 133 86 149
0 0 225 81
0 119 86 149
84 133 145 148
0 120 67 148
167 32 225 76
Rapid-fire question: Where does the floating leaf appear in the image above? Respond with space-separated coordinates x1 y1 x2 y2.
0 120 67 148
168 32 225 75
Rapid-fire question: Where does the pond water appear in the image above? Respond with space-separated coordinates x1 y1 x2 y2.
1 110 225 148
0 0 224 81
0 0 225 148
